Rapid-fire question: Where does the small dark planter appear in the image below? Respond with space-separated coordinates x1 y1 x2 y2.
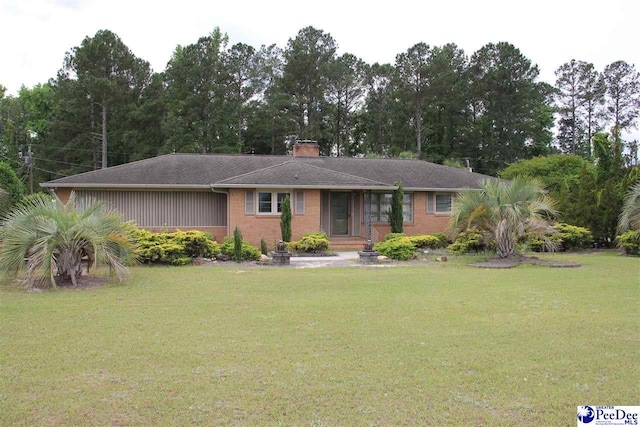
358 240 379 264
271 240 291 265
358 250 380 264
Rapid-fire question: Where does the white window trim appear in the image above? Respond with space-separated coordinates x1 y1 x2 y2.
256 190 292 215
434 193 454 214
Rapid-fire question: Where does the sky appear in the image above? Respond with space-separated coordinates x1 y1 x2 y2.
2 0 639 96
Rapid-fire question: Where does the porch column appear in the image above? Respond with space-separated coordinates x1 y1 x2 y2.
364 190 372 241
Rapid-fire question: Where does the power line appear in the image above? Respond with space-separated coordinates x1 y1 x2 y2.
32 166 68 177
31 156 94 170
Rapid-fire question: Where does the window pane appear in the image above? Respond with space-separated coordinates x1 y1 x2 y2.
277 192 288 213
258 192 272 213
295 191 304 214
436 194 452 213
403 194 413 222
380 194 392 222
245 191 254 214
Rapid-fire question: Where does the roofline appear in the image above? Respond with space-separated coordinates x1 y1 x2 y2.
403 187 479 192
211 184 398 190
41 183 481 192
41 183 211 189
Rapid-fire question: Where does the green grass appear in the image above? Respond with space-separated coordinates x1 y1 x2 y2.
1 252 638 425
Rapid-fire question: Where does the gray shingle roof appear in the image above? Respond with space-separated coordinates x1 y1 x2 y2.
41 154 492 190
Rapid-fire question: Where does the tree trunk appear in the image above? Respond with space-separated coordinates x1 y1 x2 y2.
101 103 108 169
495 220 516 258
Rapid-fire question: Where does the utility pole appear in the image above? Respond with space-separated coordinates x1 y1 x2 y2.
19 144 33 194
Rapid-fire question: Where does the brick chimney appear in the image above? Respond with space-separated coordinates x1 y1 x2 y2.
293 140 320 157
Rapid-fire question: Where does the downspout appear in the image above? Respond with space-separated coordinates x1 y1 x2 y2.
210 187 230 239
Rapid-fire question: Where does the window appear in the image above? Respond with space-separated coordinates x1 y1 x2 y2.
370 193 413 222
258 192 272 213
295 191 305 214
245 191 255 214
435 194 452 213
257 191 290 214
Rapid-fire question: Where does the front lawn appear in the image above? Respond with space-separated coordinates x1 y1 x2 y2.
1 252 638 425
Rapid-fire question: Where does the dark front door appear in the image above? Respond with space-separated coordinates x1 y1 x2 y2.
331 192 349 236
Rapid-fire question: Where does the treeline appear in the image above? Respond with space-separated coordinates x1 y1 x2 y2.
0 26 639 186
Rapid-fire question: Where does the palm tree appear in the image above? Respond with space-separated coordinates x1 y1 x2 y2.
449 176 558 259
0 193 133 289
618 181 640 233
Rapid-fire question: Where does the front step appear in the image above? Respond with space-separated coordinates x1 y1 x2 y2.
329 237 369 251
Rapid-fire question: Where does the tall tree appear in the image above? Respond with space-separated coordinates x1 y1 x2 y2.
395 43 431 155
361 63 395 156
223 42 266 152
555 60 586 156
603 60 640 141
422 43 470 161
163 28 231 154
282 27 337 147
60 29 151 169
468 42 552 175
326 53 367 155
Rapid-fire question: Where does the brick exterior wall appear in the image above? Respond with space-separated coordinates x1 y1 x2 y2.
362 191 452 240
228 188 322 250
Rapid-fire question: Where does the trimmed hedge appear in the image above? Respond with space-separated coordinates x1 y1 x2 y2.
374 237 415 260
407 234 446 249
131 228 219 265
448 231 486 254
220 237 261 262
617 230 640 255
529 222 593 252
288 232 330 253
384 232 407 241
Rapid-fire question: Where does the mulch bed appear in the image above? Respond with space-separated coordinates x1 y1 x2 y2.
469 255 581 269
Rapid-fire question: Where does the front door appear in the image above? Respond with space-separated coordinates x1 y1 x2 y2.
331 192 349 236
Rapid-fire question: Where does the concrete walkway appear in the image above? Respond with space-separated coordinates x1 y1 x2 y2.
289 251 359 268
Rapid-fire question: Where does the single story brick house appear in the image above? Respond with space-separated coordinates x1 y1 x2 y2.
41 142 491 249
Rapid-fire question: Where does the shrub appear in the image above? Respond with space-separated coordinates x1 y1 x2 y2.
431 232 450 247
260 237 268 255
391 182 404 233
280 194 292 242
384 232 406 241
617 230 640 255
233 226 243 262
448 231 486 254
130 227 219 266
288 232 330 253
220 237 261 262
407 234 446 249
173 230 219 258
374 237 415 260
553 223 593 251
528 223 593 252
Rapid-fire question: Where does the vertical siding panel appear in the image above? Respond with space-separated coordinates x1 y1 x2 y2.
74 189 226 227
